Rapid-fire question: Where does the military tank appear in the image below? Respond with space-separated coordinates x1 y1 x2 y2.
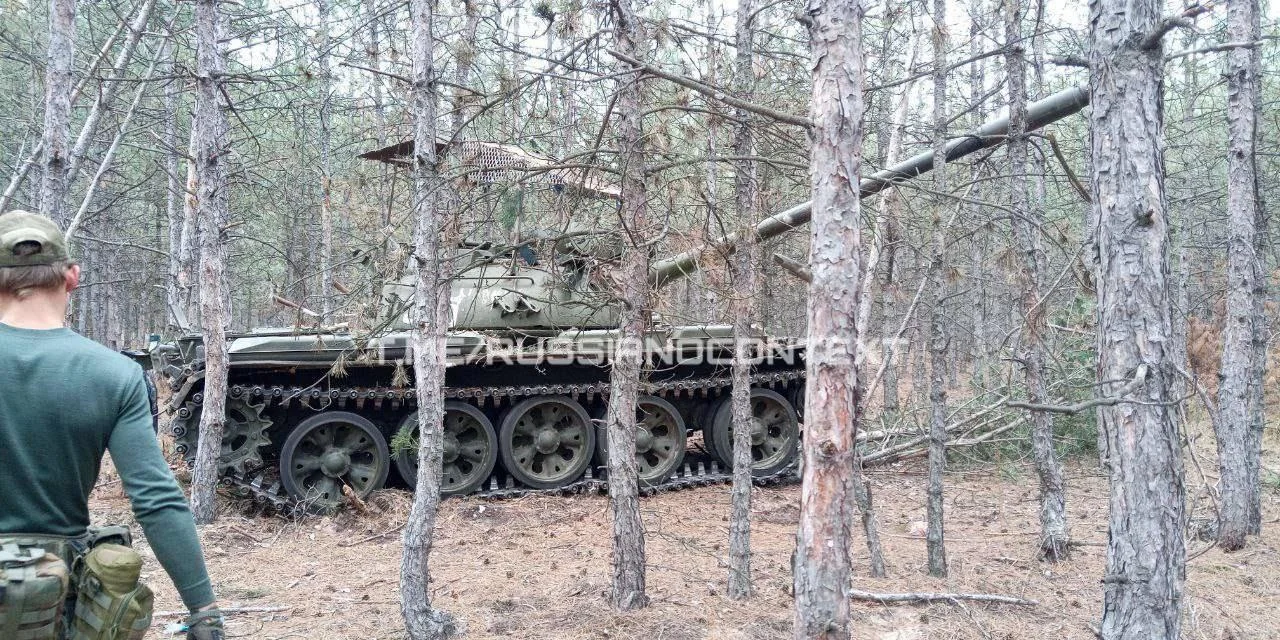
155 86 1089 511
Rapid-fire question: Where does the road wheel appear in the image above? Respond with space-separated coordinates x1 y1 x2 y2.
279 411 390 513
395 401 498 496
499 396 595 490
705 388 799 476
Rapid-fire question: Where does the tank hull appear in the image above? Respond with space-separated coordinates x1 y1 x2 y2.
157 325 806 509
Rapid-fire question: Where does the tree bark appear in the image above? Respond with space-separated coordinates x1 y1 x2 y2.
0 18 127 214
1216 0 1265 552
792 0 864 635
1005 0 1069 562
399 0 457 637
39 0 75 226
925 0 949 579
189 0 233 525
317 0 334 322
178 135 202 328
727 0 759 602
1089 0 1186 634
605 0 650 612
162 37 188 332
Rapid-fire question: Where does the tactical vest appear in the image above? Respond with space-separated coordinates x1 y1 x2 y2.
0 527 153 640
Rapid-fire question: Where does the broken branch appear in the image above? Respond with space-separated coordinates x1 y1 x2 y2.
772 253 812 283
1006 364 1148 414
272 294 320 318
848 588 1037 607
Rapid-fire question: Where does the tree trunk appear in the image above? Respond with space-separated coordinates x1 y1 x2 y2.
162 37 188 332
605 0 650 612
188 0 233 525
1216 0 1265 552
65 0 157 184
39 0 75 227
399 0 457 637
178 139 202 327
924 0 949 579
317 0 334 322
877 58 912 423
792 0 864 635
966 1 990 390
1005 0 1069 562
362 0 395 266
727 0 759 602
0 17 127 214
1089 0 1187 634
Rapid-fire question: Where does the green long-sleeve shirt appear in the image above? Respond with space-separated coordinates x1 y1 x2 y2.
0 322 215 610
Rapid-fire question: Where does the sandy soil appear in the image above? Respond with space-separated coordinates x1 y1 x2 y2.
87 448 1280 640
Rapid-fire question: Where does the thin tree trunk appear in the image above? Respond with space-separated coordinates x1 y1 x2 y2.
1004 0 1069 562
605 0 649 612
967 0 990 389
317 0 334 321
163 36 188 331
400 0 456 636
362 0 394 262
924 0 949 579
1216 0 1265 551
65 0 158 184
65 56 157 242
188 0 233 525
727 0 758 601
1089 0 1186 634
792 0 864 635
39 0 75 226
0 17 129 214
178 135 201 326
852 49 910 583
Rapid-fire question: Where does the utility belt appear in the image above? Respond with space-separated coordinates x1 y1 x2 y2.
0 526 154 640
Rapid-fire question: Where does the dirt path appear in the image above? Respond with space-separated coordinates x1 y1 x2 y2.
88 459 1279 640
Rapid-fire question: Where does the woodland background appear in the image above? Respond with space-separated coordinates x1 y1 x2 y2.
3 0 1271 381
5 0 1280 636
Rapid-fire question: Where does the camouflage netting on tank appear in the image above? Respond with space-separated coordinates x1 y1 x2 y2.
455 141 618 198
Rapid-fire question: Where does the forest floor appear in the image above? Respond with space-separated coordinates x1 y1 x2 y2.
90 424 1280 640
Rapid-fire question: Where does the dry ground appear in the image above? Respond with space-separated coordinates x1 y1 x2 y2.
89 450 1280 640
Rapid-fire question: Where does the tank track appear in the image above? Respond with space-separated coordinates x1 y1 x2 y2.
205 370 804 513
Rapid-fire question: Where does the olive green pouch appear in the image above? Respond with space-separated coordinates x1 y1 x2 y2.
69 544 153 640
0 542 70 640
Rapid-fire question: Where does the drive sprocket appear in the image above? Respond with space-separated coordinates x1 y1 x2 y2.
171 395 273 472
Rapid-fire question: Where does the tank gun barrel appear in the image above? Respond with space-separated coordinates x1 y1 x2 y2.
650 85 1090 289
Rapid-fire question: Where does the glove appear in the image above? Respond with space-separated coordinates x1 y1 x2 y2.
184 608 226 640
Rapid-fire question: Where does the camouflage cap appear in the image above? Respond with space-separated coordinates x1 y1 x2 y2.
0 211 71 268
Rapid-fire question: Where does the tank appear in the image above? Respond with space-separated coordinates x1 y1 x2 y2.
155 87 1089 510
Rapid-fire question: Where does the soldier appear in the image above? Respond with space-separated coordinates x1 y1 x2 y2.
0 211 224 640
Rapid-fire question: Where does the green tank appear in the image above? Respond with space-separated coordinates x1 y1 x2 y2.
155 87 1089 510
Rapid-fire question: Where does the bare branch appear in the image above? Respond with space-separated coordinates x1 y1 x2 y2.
1043 133 1091 203
1141 3 1213 50
1006 364 1149 414
772 253 811 282
606 49 810 127
848 589 1038 607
